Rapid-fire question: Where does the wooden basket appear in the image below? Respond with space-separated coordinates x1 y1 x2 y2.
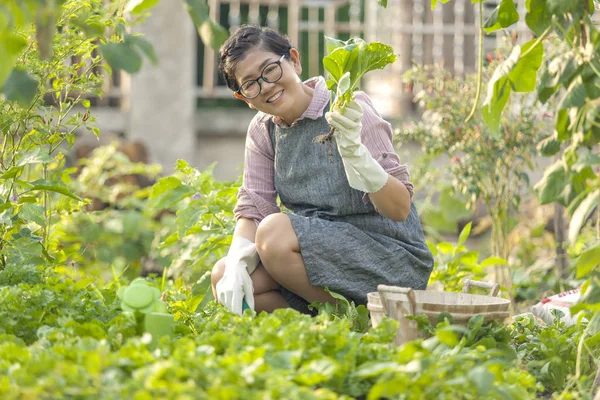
367 279 510 346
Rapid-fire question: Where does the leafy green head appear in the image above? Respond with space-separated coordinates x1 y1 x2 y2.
323 37 397 107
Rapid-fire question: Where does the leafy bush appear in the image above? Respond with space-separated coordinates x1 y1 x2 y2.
145 160 240 280
0 284 540 400
0 0 141 274
428 222 506 292
399 62 546 291
511 313 599 394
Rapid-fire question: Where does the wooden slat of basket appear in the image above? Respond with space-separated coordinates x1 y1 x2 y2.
421 310 510 323
414 292 510 314
420 301 509 314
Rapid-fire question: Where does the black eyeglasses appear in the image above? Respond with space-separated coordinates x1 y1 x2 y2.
237 54 286 99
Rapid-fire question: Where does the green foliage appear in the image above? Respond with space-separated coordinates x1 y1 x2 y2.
360 314 536 399
308 288 371 333
48 148 237 283
0 0 227 89
0 270 120 345
418 184 472 236
322 37 396 110
427 222 505 292
483 0 519 34
429 0 600 269
0 1 598 398
482 40 544 133
126 0 230 52
100 33 157 74
146 160 240 279
511 313 599 394
46 143 164 281
576 245 600 279
0 0 129 274
399 62 545 285
0 274 540 399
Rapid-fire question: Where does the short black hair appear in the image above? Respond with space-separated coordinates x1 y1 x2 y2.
219 24 292 92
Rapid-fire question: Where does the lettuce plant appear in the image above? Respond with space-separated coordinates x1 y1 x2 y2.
314 37 396 143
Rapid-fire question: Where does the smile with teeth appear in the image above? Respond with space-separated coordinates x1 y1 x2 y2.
267 90 283 103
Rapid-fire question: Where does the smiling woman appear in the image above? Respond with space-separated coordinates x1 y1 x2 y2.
211 24 433 317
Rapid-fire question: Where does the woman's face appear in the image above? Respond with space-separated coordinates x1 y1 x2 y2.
233 48 304 117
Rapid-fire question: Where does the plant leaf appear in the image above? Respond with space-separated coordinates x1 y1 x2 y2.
538 136 561 156
100 42 143 73
547 0 579 14
534 161 574 206
457 221 472 246
525 0 551 36
468 366 494 395
199 19 229 51
148 177 196 210
1 68 39 107
185 0 210 27
29 180 84 201
483 0 519 34
126 34 158 66
507 39 544 92
576 245 600 279
480 257 508 267
125 0 161 14
356 41 397 80
560 77 588 110
20 204 45 226
16 147 53 167
0 31 28 88
482 44 521 134
176 203 203 238
569 190 599 244
323 40 360 84
337 72 351 98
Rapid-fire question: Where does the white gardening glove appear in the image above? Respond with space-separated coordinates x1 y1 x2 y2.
325 100 389 193
216 236 260 315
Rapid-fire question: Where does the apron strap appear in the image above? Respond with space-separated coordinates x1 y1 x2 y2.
267 91 334 150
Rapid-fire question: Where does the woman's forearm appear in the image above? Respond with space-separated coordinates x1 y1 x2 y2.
233 217 259 242
368 175 411 222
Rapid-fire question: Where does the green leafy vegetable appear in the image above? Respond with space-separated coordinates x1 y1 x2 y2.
315 37 396 143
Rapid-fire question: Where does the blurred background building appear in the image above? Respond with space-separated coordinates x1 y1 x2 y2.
78 0 539 179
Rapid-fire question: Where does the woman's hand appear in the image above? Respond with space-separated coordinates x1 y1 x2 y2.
325 100 389 193
216 237 259 315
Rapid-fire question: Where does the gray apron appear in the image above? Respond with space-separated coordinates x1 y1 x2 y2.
269 105 433 314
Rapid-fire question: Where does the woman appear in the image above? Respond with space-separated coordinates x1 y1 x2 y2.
211 25 433 315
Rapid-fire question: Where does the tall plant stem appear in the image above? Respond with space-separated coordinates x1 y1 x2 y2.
554 202 568 282
43 164 50 248
465 1 483 123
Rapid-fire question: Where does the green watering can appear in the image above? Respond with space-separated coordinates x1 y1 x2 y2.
117 278 174 349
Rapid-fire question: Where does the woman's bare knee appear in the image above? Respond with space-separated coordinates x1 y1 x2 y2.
211 258 227 288
255 213 298 258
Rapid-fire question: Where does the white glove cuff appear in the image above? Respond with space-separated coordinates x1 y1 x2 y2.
339 145 389 193
227 236 260 274
346 156 389 193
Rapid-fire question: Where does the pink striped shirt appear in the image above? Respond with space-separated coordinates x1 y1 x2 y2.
233 76 413 222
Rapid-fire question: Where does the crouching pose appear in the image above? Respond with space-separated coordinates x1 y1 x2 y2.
211 25 433 315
